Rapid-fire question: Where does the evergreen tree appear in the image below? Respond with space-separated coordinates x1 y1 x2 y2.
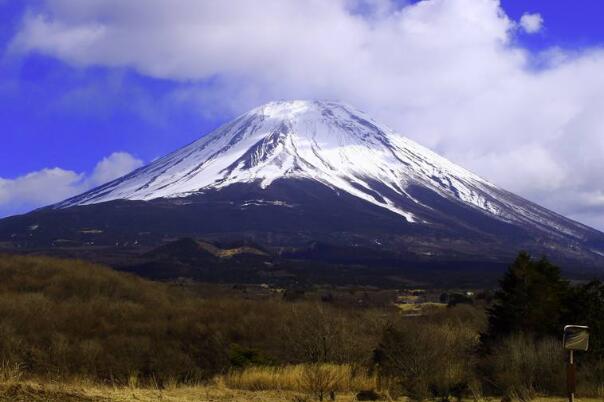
565 280 604 357
483 251 569 345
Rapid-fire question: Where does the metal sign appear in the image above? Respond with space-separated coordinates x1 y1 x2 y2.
563 325 590 351
563 325 589 402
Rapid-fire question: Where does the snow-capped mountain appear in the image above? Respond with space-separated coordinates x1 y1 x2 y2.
60 101 592 238
2 100 604 269
62 100 493 222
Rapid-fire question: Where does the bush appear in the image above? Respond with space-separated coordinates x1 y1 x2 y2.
228 344 273 368
300 363 341 401
576 358 604 397
277 303 382 364
486 333 565 399
375 316 478 400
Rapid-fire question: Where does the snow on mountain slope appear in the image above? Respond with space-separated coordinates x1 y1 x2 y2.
58 100 592 240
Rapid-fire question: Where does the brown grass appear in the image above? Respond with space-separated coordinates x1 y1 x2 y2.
223 363 376 392
0 361 23 384
0 363 378 401
0 378 599 402
394 302 447 315
0 378 368 402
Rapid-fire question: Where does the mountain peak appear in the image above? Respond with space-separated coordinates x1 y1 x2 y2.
57 100 592 243
252 100 319 118
252 100 348 115
59 100 485 222
247 100 380 132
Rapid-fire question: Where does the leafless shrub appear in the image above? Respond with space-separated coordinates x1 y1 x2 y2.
299 363 342 401
375 318 478 401
487 333 564 400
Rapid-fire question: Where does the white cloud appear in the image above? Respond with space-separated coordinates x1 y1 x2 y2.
87 152 144 187
519 12 544 34
0 168 83 215
0 152 142 217
8 0 604 231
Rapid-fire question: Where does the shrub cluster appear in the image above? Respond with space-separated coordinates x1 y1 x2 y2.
0 255 229 382
0 255 383 385
375 305 484 400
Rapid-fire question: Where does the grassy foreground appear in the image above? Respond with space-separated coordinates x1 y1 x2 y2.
0 381 318 402
0 363 374 401
0 362 595 402
0 381 596 402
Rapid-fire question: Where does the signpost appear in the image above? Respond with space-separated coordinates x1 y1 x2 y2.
563 325 589 402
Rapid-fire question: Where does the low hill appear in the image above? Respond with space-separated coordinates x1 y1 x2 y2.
0 254 386 384
0 254 228 382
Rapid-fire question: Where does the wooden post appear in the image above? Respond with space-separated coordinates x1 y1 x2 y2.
567 350 576 402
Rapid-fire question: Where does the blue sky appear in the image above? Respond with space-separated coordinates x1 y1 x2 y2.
502 1 604 50
1 0 604 230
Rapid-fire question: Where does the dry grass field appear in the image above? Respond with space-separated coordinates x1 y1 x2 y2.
0 363 376 401
0 381 317 402
0 380 599 402
0 362 597 402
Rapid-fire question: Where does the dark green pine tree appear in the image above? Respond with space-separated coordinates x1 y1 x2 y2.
565 280 604 357
483 251 569 345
